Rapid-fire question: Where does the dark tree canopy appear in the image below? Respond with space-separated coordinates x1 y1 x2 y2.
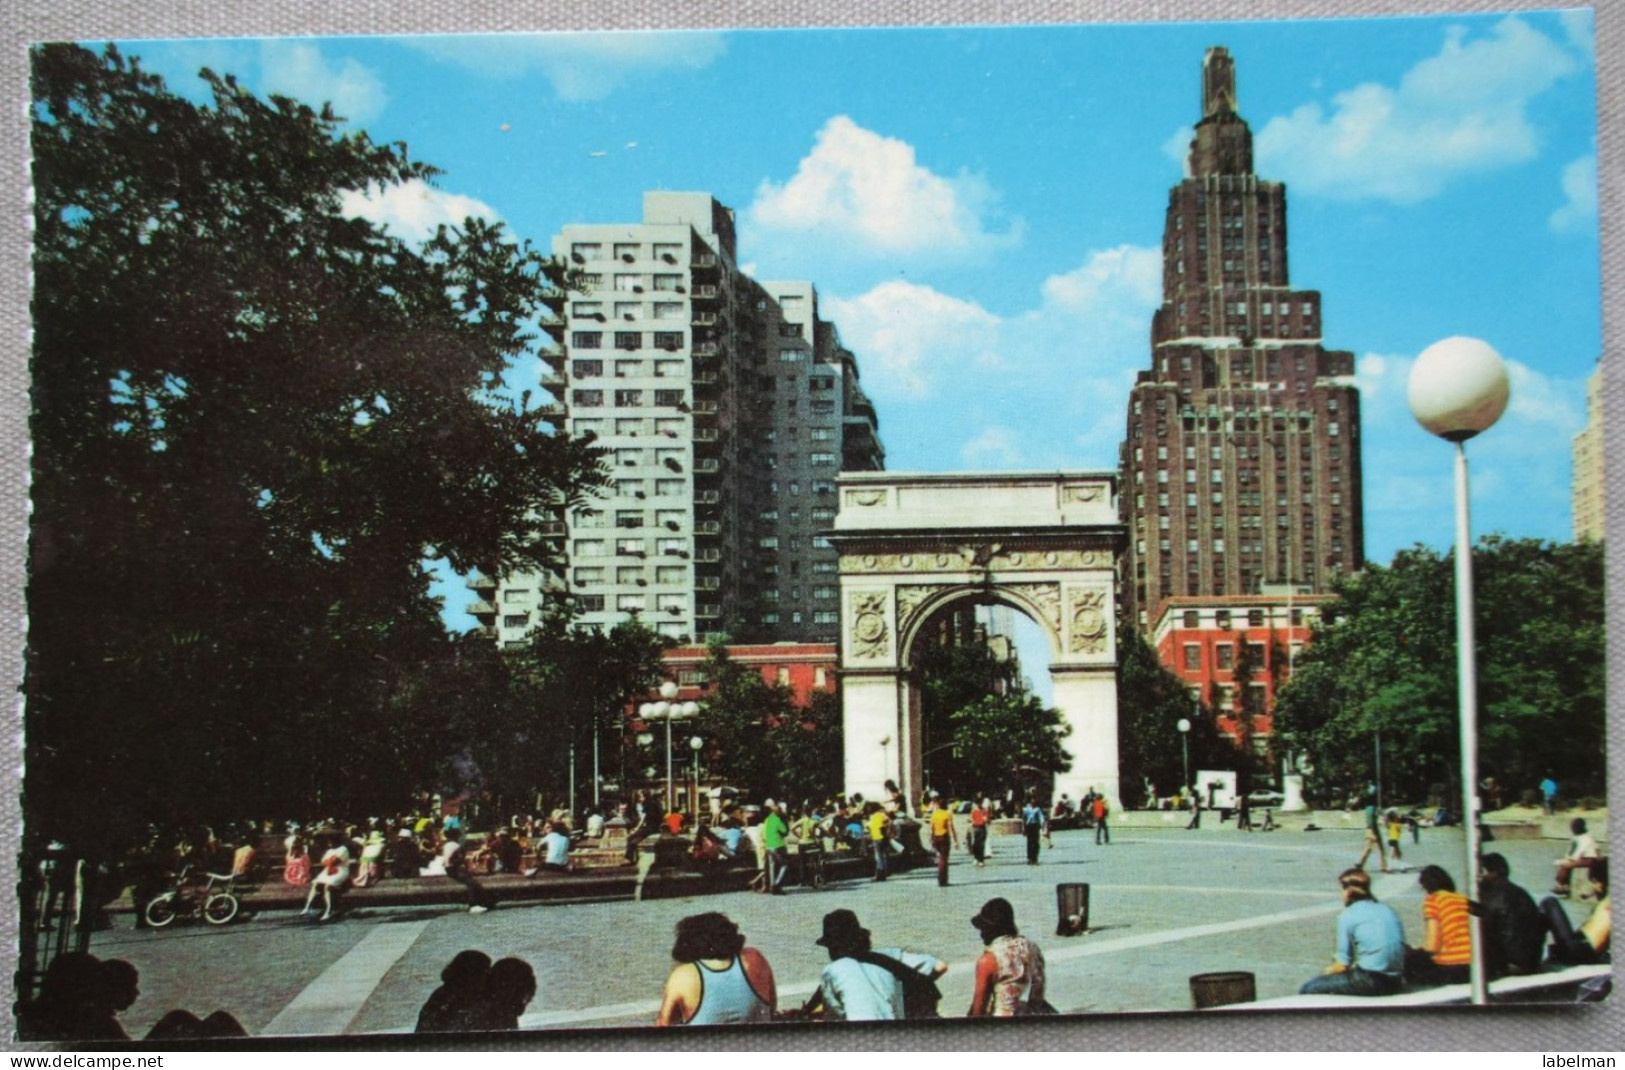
27 44 606 846
1116 625 1231 807
1272 538 1605 806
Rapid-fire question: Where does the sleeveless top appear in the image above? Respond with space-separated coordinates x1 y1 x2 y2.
986 935 1046 1016
686 956 771 1026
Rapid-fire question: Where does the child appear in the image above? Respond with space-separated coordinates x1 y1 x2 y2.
1385 809 1404 864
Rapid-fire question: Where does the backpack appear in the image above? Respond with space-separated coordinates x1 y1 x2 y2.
853 952 941 1019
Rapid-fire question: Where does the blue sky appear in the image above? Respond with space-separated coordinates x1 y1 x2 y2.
113 11 1601 582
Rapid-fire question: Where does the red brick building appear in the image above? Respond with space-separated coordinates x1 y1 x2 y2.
655 642 838 706
1150 590 1330 748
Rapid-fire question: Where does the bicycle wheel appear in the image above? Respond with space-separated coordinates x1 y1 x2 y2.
144 894 180 928
203 892 239 925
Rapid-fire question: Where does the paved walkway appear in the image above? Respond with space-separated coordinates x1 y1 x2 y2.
84 825 1583 1038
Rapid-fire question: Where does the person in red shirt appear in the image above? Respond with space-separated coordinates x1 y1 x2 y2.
1092 793 1110 845
969 798 990 867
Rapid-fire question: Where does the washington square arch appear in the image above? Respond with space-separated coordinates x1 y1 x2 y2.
827 471 1126 810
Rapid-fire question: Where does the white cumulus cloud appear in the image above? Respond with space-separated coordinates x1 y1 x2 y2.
259 41 387 124
822 281 1001 399
397 32 726 102
746 116 1022 260
959 426 1024 467
1256 17 1579 203
339 179 501 245
1550 154 1598 233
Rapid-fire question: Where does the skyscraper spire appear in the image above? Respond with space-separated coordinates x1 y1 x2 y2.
1190 47 1253 178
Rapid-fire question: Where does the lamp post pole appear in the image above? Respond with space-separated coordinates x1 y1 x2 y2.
1408 335 1510 1009
1177 717 1192 796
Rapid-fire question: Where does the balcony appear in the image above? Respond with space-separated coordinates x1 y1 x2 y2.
695 459 720 474
693 316 719 331
538 348 566 372
540 316 566 340
693 371 718 385
696 603 722 619
693 253 718 269
467 575 497 592
694 428 719 443
538 404 566 423
695 521 722 536
696 491 720 505
696 576 721 591
539 290 567 312
541 372 566 392
692 400 718 414
691 285 719 301
695 549 722 563
467 600 496 616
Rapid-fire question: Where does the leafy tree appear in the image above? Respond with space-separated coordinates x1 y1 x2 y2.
945 693 1072 799
1116 626 1229 806
26 44 605 847
689 639 789 802
911 635 1023 793
769 687 845 807
1273 538 1605 806
514 611 672 811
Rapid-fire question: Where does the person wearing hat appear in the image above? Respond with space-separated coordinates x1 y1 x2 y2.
1297 868 1406 996
804 909 946 1021
968 897 1048 1016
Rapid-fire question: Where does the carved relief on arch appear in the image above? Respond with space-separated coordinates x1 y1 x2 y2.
1003 582 1062 635
849 590 891 660
894 585 938 638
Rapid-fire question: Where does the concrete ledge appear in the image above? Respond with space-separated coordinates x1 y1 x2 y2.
1235 964 1611 1010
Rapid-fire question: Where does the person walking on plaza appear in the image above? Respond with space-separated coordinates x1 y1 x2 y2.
1020 797 1046 865
1355 800 1389 873
1185 791 1202 830
968 897 1048 1016
762 799 790 895
804 908 947 1021
927 793 959 886
867 803 892 882
969 797 990 867
623 790 660 864
1541 775 1559 815
1093 793 1111 845
1404 865 1472 986
1385 809 1405 866
1297 868 1406 997
1236 792 1252 832
656 913 776 1026
439 828 493 914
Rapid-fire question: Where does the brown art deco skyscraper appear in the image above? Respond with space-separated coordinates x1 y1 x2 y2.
1121 48 1365 630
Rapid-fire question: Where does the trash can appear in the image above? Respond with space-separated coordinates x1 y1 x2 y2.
1055 883 1089 936
1189 971 1256 1010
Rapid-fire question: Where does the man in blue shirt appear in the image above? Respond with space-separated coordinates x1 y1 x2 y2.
1299 868 1406 996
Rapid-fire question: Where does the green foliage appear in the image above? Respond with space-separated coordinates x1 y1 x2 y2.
1273 538 1605 805
912 637 1025 794
945 693 1072 796
1116 626 1230 806
687 640 844 805
26 44 606 846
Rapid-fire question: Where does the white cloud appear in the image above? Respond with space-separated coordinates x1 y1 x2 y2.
959 426 1024 467
823 245 1160 469
259 41 387 124
1256 17 1578 203
746 117 1022 260
1161 125 1194 174
398 32 726 102
339 179 501 245
1559 9 1596 58
1550 154 1598 233
822 281 1000 399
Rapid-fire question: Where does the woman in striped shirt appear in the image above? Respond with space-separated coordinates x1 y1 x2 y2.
1404 865 1472 985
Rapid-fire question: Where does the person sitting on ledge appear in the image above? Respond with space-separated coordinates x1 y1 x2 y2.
1404 865 1472 986
1552 817 1601 898
1298 868 1406 997
1541 857 1611 966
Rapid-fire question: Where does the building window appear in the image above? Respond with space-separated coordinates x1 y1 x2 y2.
614 331 641 350
1247 609 1264 628
574 539 606 557
616 594 646 612
572 332 603 349
573 359 603 377
572 389 604 407
615 538 645 556
573 567 604 585
1216 609 1232 629
654 389 685 407
653 331 683 350
810 452 836 465
614 274 641 292
1182 610 1199 628
571 243 603 261
577 595 605 612
614 389 643 407
613 243 639 261
652 243 681 263
503 589 531 603
653 302 683 320
1183 644 1201 670
1216 643 1234 670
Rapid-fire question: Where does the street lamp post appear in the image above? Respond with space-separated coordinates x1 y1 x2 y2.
1177 717 1192 796
689 735 704 817
1407 335 1510 1009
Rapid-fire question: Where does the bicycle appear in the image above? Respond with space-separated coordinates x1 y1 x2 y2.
144 866 243 928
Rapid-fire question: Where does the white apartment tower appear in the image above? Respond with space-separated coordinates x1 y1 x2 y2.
471 193 883 646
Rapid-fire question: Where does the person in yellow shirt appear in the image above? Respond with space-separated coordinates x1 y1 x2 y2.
926 793 959 887
867 804 892 882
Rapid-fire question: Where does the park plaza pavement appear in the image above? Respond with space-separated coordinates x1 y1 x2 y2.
82 823 1584 1038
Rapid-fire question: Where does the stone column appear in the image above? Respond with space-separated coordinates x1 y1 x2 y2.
841 672 901 804
1051 665 1120 809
